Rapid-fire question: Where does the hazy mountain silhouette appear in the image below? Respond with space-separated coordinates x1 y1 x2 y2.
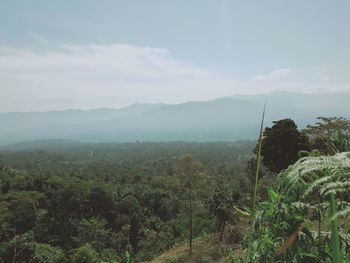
0 91 349 146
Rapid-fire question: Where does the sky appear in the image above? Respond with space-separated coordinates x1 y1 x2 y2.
0 0 349 112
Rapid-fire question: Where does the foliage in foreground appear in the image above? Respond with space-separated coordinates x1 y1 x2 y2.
242 152 350 263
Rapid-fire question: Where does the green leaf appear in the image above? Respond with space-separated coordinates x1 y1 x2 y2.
335 130 343 144
267 188 278 203
233 205 251 216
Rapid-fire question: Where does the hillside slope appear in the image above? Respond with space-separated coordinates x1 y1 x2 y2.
148 233 239 263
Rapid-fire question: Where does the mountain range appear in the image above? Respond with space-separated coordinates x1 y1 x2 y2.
1 91 349 146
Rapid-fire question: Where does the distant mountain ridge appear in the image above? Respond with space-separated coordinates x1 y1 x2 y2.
0 103 165 134
0 91 349 145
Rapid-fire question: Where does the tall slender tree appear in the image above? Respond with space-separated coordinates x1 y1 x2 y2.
178 154 200 254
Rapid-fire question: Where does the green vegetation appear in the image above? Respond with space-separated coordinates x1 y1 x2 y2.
259 118 310 172
239 117 350 263
0 141 253 262
1 116 350 263
252 102 266 212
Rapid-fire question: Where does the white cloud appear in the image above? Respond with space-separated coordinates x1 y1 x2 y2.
0 44 241 111
0 44 348 112
255 68 293 80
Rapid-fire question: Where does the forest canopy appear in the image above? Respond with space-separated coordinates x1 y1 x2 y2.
0 116 350 263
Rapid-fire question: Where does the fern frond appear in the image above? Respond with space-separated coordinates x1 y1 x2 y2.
303 175 332 198
279 152 350 196
332 207 350 220
320 181 350 196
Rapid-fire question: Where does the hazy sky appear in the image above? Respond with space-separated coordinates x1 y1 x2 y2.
1 0 349 112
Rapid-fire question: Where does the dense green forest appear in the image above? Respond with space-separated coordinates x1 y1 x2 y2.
0 141 256 262
1 117 350 263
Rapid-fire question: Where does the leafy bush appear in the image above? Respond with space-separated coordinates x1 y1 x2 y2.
243 152 350 263
72 244 99 263
33 243 65 263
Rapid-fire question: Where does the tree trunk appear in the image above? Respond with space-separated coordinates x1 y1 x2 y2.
189 170 193 254
12 218 16 263
219 221 226 242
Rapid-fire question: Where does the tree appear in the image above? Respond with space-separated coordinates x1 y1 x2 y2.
260 119 309 172
32 243 65 263
73 217 115 252
209 179 239 241
177 154 200 254
303 116 350 155
71 244 99 263
0 191 44 262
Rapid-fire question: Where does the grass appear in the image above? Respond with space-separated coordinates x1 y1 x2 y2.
252 101 266 212
330 193 342 263
244 102 266 263
148 223 247 263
